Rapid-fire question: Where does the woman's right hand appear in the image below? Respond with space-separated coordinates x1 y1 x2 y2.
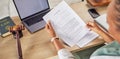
45 21 56 37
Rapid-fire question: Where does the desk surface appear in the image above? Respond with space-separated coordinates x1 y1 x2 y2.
0 1 106 59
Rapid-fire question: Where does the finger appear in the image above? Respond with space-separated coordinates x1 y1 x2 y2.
87 22 95 29
45 24 51 34
47 21 51 26
47 21 53 29
45 24 49 30
86 23 91 28
87 22 93 27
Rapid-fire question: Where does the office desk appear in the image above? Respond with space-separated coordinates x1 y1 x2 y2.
0 1 106 59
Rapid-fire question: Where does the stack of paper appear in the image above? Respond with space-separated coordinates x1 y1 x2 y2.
43 1 99 47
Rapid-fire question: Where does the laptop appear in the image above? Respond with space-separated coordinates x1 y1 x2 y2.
13 0 50 33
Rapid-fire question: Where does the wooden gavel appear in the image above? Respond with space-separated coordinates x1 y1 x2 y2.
9 25 25 59
9 25 25 39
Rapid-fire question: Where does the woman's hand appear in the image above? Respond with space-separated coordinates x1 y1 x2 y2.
87 21 102 33
45 21 56 37
87 21 114 43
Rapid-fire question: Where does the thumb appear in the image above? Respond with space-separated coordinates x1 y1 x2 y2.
87 22 94 28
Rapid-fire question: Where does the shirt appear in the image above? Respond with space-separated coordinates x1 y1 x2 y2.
58 48 75 59
90 41 120 59
58 41 120 59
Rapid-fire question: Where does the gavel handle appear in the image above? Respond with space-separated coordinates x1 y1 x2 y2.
16 31 23 59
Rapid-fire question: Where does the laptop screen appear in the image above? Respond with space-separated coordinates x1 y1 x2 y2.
13 0 49 20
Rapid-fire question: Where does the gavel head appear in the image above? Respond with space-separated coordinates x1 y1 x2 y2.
9 25 25 39
9 25 25 32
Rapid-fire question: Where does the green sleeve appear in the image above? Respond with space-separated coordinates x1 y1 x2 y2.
91 41 120 56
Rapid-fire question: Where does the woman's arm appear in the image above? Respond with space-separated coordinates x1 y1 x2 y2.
45 21 65 50
87 21 114 43
45 21 74 59
51 37 65 51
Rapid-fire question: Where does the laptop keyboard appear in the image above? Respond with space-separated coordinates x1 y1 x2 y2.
24 11 48 26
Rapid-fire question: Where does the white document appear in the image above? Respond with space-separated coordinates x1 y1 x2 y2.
95 14 109 31
43 1 97 47
77 31 99 47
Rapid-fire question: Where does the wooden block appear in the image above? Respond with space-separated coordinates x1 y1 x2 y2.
87 0 111 7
